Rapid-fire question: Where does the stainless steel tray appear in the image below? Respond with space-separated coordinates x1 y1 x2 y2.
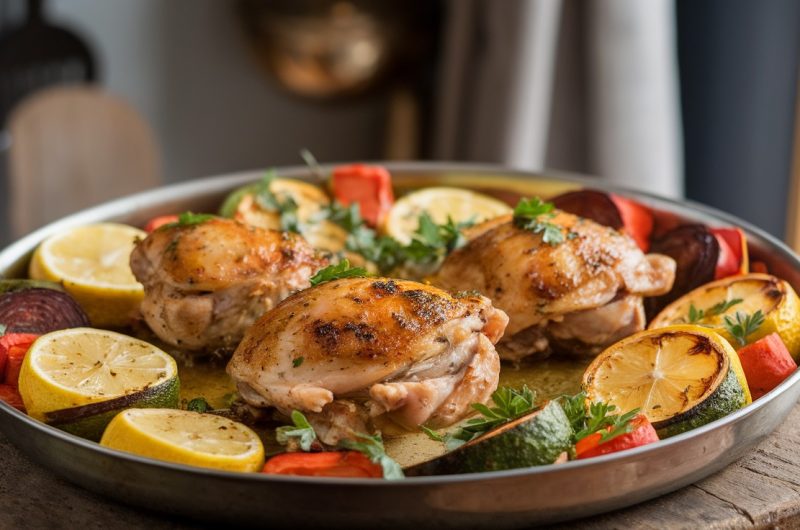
1 163 798 528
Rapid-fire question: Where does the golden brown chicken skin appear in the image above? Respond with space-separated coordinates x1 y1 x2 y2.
432 211 675 360
227 277 509 443
130 218 326 353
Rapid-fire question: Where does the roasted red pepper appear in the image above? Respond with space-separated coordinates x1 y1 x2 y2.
0 385 24 411
575 415 659 459
610 194 654 252
737 333 797 400
144 215 179 233
263 451 383 478
1 333 39 386
711 227 748 279
331 164 394 227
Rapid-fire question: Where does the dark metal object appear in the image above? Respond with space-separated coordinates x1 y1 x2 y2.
0 163 799 528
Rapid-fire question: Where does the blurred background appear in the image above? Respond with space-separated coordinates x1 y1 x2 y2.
0 0 799 244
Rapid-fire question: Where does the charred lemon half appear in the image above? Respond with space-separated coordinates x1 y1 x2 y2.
583 325 750 438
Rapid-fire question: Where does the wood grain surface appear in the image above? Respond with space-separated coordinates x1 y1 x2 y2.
2 405 800 529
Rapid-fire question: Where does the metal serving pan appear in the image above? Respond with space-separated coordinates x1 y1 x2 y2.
1 163 798 528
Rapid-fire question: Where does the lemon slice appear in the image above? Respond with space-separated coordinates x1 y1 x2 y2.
100 409 265 472
382 187 512 244
29 223 146 328
18 328 179 439
583 325 750 438
649 273 800 359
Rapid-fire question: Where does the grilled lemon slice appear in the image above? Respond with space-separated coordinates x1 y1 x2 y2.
18 328 179 440
649 273 800 359
382 187 512 244
583 325 750 438
100 409 265 472
29 223 146 328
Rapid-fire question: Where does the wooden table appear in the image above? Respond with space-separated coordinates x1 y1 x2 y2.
3 405 800 529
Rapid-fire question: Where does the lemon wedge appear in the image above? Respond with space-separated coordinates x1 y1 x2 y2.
18 328 179 440
100 409 265 472
29 223 146 328
382 187 512 244
649 273 800 359
583 325 750 438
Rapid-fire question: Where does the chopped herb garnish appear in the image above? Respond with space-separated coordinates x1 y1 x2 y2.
309 259 370 286
253 170 302 233
276 410 318 452
292 356 304 368
722 310 765 346
513 197 564 245
338 433 404 480
687 298 743 324
186 397 211 413
421 425 445 442
0 324 6 337
437 385 537 450
159 211 216 230
558 391 640 446
320 201 474 274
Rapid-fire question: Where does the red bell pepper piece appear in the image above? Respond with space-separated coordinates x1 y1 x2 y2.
331 164 394 227
575 415 659 459
737 333 797 399
711 227 748 279
610 194 653 252
0 384 24 411
0 333 39 386
263 451 383 478
144 215 179 233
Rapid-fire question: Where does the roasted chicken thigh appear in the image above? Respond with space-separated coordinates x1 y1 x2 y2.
227 277 509 443
130 218 326 353
432 211 675 360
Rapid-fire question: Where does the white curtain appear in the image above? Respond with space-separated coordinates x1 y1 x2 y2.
433 0 684 199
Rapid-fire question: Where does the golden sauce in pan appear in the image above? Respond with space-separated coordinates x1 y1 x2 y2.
177 357 589 467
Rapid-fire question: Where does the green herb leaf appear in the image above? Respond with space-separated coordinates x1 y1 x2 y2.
339 433 404 480
421 425 444 442
434 386 537 450
558 392 640 447
159 211 216 230
186 397 211 413
0 324 6 337
513 197 564 245
723 309 765 346
687 298 743 324
292 357 304 368
309 259 370 286
251 170 303 233
276 410 318 452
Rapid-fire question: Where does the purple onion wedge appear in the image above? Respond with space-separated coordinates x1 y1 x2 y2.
0 288 90 334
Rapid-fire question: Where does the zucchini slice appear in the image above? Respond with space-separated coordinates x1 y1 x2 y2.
406 401 572 475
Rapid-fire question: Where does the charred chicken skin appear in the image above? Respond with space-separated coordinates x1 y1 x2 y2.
227 277 509 443
432 211 676 360
130 218 326 353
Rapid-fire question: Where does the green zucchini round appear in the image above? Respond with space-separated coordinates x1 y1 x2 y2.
407 401 572 475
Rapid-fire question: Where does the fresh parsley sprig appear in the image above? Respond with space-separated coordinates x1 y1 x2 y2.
558 392 640 445
253 170 302 233
722 310 765 346
339 433 404 480
321 202 474 274
423 385 537 451
159 211 216 230
687 298 743 324
275 411 404 479
276 410 319 452
309 259 371 286
513 197 564 245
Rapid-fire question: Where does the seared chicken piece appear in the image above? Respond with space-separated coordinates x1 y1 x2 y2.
227 278 508 443
130 218 326 353
432 211 675 360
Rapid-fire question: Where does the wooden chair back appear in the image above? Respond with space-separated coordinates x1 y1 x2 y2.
6 85 160 237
